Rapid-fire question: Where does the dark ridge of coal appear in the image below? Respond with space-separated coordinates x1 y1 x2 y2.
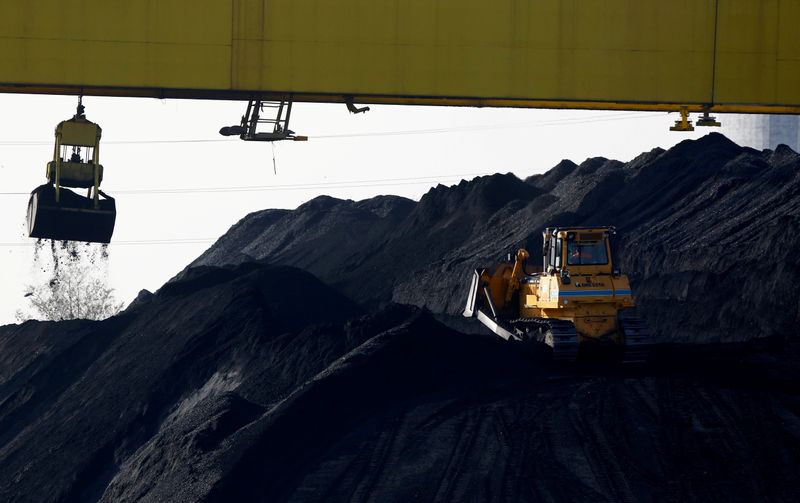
0 319 115 450
183 174 543 310
412 173 543 225
0 263 393 503
5 270 800 503
354 194 416 218
98 391 267 503
188 133 800 343
201 314 542 502
126 288 154 311
5 273 800 502
206 340 800 503
389 173 544 258
185 195 416 305
526 158 577 190
193 208 292 267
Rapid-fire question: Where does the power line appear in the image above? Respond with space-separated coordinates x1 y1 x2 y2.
311 112 663 139
0 112 664 146
113 174 488 195
0 238 216 248
0 138 235 146
0 172 492 196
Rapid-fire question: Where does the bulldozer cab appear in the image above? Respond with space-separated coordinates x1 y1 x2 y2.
27 103 116 243
543 227 614 275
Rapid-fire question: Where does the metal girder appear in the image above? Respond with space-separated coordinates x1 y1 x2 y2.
0 0 798 115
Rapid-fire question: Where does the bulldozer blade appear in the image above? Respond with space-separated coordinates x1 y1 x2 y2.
27 184 116 244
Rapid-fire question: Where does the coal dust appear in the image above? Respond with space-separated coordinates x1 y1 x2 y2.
17 239 122 322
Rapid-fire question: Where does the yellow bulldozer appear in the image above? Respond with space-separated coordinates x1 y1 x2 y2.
463 227 651 363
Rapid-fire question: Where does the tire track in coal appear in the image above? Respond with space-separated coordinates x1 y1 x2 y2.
532 382 608 502
516 397 560 503
708 389 787 501
431 406 488 502
656 375 748 502
341 413 405 503
709 389 768 498
282 352 800 503
503 396 572 503
655 375 796 502
566 379 638 503
489 402 533 503
656 376 695 502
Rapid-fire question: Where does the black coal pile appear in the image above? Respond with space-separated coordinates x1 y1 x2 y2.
0 263 378 502
189 133 800 344
3 262 800 502
3 133 800 502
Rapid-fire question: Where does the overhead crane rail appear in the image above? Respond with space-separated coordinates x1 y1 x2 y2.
0 0 797 120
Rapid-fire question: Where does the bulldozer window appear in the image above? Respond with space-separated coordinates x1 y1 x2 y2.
567 240 608 266
554 238 562 268
548 236 563 269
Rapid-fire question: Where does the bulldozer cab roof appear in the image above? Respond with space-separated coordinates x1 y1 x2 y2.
546 227 615 240
550 226 614 232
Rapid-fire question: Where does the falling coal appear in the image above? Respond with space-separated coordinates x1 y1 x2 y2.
17 239 121 322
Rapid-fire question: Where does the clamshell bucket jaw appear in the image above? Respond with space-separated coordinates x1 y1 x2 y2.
27 184 116 244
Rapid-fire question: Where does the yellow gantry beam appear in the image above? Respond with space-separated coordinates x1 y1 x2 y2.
0 0 798 114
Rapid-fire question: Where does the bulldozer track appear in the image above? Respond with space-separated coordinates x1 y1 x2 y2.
618 316 652 364
511 318 580 362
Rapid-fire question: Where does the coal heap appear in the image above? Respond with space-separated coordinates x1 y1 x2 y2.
4 263 800 502
2 134 800 502
190 133 800 344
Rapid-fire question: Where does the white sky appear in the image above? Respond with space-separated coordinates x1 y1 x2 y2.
0 94 720 325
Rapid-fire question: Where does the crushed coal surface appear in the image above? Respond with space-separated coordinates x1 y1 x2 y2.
4 263 800 502
2 264 800 502
2 134 800 502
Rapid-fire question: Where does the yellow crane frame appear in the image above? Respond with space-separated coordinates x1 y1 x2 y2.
1 0 799 114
